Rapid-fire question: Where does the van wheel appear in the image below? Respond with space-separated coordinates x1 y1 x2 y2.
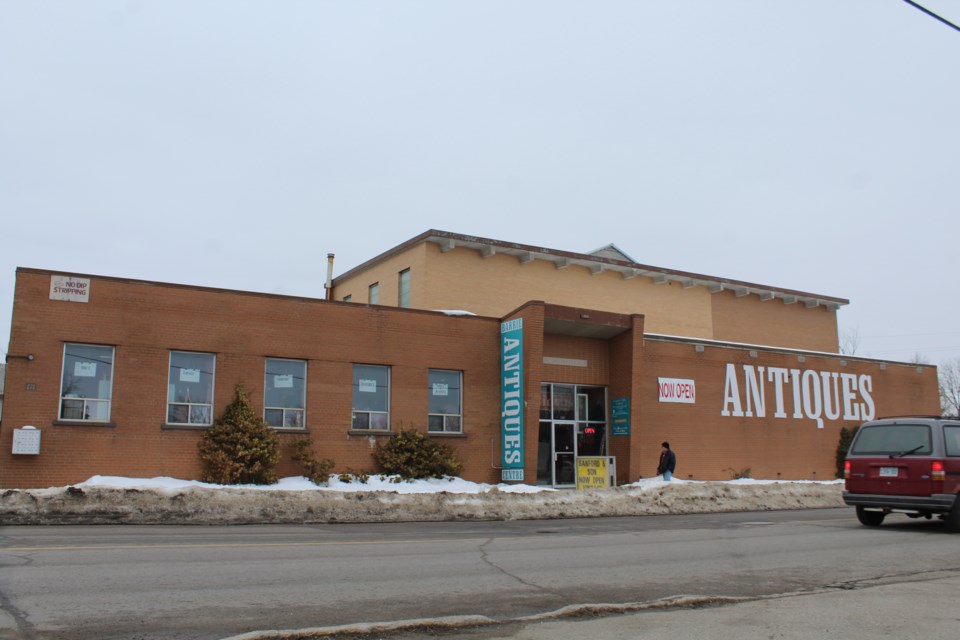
856 506 885 527
946 497 960 533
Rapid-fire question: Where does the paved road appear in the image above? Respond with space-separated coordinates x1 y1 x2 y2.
1 509 956 639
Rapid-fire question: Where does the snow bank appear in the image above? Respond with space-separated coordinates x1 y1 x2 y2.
0 476 845 525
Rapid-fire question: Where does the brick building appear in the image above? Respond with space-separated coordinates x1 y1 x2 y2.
0 235 941 489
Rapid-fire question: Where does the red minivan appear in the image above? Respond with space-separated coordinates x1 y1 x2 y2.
843 416 960 531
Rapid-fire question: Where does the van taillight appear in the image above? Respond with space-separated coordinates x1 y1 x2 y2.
932 461 945 481
844 460 851 479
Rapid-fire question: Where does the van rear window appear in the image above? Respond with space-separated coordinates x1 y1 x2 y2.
850 424 932 455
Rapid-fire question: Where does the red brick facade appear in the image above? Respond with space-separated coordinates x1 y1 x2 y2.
0 268 940 489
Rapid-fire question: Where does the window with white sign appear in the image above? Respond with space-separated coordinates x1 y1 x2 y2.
60 343 114 422
428 369 462 433
352 364 390 430
167 351 215 425
264 358 306 429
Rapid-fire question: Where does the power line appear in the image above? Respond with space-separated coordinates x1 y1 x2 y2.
901 0 960 32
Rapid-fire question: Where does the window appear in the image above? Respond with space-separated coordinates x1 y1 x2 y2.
368 282 380 305
343 295 352 302
850 424 932 455
398 268 410 308
352 364 390 430
167 351 215 425
428 369 462 433
264 358 306 429
946 426 960 457
60 343 114 421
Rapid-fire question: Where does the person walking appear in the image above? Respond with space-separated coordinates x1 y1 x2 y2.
656 442 676 481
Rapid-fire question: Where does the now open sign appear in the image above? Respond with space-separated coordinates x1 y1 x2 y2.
658 377 696 404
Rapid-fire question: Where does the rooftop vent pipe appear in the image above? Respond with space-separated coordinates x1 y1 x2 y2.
325 253 335 300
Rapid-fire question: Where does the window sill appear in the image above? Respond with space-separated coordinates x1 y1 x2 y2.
274 428 311 435
54 420 117 428
161 423 211 431
427 431 466 438
347 429 393 437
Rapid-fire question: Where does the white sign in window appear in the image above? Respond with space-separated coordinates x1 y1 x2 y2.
274 374 294 388
180 368 201 383
49 275 91 303
432 383 449 397
658 377 696 404
74 362 97 377
359 379 377 393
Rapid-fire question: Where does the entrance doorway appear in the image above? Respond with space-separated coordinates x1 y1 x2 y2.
536 383 607 487
537 421 576 486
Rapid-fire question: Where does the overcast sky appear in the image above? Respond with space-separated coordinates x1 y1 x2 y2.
1 1 958 366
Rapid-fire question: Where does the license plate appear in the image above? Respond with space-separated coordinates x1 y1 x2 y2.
879 467 899 477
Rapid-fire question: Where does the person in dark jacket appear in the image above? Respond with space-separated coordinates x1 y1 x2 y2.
656 441 676 481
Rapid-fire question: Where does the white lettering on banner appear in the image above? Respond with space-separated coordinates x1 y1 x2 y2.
721 364 874 429
658 378 696 403
49 276 91 303
501 336 523 465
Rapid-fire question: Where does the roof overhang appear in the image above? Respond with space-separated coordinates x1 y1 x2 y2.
423 231 848 310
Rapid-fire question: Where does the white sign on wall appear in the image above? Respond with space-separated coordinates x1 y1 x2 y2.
49 276 90 303
12 427 41 455
658 377 696 404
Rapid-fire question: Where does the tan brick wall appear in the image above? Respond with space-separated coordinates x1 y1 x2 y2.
542 335 611 386
710 289 840 352
332 243 427 308
334 241 840 352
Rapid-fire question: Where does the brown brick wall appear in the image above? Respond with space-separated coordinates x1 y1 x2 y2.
0 269 502 488
635 338 939 481
0 269 940 489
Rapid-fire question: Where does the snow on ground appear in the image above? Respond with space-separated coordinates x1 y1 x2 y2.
0 475 846 526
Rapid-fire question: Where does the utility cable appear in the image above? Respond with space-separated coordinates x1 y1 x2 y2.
901 0 960 33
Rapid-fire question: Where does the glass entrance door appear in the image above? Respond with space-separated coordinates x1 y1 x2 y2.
552 422 577 487
537 421 577 487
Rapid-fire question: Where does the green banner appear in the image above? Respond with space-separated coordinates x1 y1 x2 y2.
500 318 524 481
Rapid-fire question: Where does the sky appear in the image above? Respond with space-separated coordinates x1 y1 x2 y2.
1 1 958 366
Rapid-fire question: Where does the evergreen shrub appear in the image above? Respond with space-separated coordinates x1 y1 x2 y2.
371 429 464 480
290 435 335 485
836 425 859 479
198 384 280 485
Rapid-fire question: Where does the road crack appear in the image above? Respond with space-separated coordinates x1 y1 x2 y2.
476 538 566 598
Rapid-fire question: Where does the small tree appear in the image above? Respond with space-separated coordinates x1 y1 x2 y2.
198 384 280 485
836 426 859 479
372 429 464 480
838 327 861 356
939 357 960 417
